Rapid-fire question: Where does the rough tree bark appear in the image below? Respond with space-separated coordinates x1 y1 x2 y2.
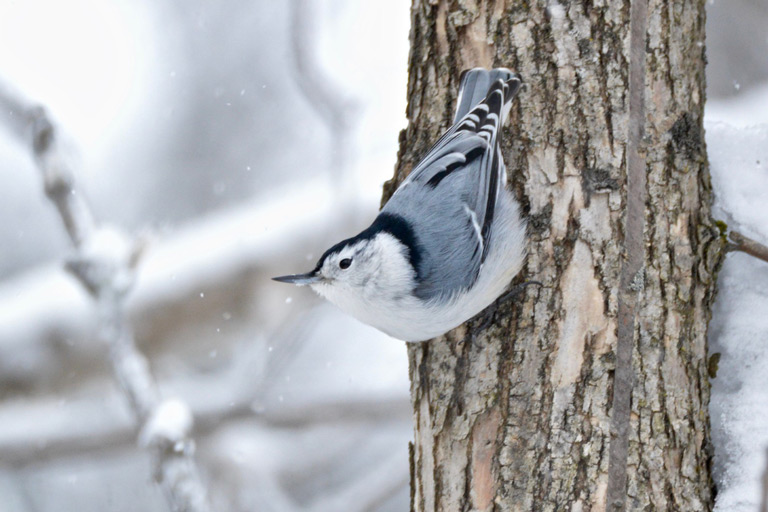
384 0 723 510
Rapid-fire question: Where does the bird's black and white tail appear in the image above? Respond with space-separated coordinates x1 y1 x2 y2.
449 69 521 262
453 68 522 125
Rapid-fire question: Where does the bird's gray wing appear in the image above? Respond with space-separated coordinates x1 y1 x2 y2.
383 152 490 300
383 71 521 300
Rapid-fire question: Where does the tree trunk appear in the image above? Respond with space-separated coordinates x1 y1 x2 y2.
385 1 724 510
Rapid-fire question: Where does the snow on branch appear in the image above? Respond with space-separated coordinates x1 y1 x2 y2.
0 81 213 512
0 389 410 465
0 82 95 246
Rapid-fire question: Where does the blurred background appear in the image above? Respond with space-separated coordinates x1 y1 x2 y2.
0 0 765 511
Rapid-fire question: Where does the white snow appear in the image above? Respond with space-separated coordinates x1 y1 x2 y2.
138 398 193 448
706 82 768 129
69 225 137 294
708 123 768 235
707 120 768 511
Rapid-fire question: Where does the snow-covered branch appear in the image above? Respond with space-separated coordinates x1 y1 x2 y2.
0 82 94 246
0 390 409 465
0 81 212 512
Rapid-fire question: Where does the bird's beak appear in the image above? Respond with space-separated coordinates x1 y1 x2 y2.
272 270 323 286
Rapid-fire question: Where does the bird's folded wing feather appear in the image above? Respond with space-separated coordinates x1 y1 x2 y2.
384 81 513 300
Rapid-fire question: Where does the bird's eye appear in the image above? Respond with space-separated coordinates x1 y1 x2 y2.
339 258 352 270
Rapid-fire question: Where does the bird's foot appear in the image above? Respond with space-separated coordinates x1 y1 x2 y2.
497 280 543 304
474 281 543 333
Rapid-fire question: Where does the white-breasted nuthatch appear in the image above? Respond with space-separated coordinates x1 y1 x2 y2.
274 68 527 342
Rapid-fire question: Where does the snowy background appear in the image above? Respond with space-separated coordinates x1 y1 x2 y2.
0 0 765 511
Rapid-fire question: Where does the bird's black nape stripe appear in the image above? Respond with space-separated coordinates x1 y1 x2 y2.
370 213 422 275
426 146 485 188
314 213 422 278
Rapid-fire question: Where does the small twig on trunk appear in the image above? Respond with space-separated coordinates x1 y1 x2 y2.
0 80 213 512
728 231 768 264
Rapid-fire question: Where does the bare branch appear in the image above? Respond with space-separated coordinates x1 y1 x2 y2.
728 230 768 264
0 80 213 512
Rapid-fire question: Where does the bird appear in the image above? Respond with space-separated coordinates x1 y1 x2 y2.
273 68 527 342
